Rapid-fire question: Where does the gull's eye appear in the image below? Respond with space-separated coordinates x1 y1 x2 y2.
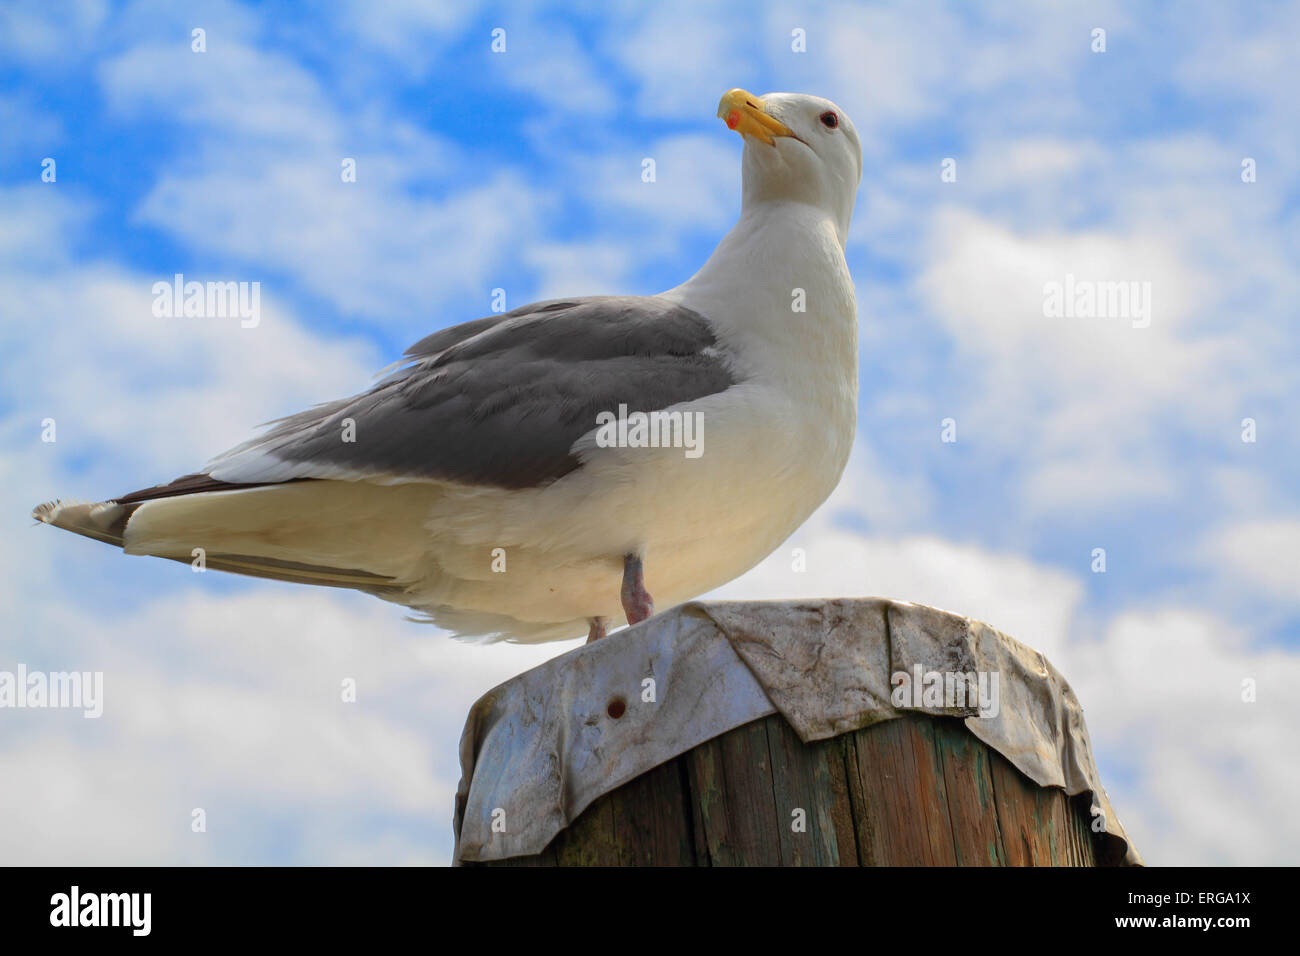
819 111 838 129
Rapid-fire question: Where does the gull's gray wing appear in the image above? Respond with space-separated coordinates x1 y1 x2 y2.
204 296 737 490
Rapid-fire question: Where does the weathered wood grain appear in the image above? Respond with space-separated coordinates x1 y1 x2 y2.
845 714 958 865
467 711 1111 867
932 717 1007 866
764 712 852 866
610 758 696 866
986 746 1097 866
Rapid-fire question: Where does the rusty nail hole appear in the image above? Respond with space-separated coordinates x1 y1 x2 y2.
606 696 627 719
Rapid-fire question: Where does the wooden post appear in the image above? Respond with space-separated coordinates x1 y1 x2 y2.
464 710 1121 867
454 600 1140 867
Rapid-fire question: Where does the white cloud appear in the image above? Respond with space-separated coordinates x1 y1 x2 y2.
522 240 634 301
491 22 618 115
721 525 1083 665
0 261 380 485
1199 517 1300 605
1067 608 1300 865
101 40 341 147
498 132 744 299
608 2 751 120
584 134 739 237
99 36 551 334
714 451 1083 664
0 0 109 68
136 163 545 331
331 0 478 72
0 587 563 864
914 207 1236 514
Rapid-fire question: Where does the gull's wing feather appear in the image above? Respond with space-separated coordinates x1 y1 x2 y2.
205 296 736 490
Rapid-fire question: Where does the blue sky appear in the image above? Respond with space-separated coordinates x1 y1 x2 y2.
1 0 1297 865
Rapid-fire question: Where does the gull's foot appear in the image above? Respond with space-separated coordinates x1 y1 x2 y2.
586 617 608 644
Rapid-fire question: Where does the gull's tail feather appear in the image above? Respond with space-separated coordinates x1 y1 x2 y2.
32 477 414 595
32 498 135 547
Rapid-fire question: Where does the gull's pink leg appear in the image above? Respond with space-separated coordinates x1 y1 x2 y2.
586 617 608 644
620 553 655 626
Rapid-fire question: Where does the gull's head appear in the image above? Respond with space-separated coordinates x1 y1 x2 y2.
718 88 862 245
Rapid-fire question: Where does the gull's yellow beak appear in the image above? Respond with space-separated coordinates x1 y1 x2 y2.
717 88 795 146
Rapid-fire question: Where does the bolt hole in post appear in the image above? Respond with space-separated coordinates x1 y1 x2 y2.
606 697 626 719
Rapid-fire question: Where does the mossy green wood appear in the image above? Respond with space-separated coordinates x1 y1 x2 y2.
468 711 1113 867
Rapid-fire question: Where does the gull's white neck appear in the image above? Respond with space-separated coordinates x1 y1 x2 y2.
660 196 859 526
663 199 857 394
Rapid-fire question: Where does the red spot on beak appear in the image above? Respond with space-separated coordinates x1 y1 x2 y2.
726 109 741 130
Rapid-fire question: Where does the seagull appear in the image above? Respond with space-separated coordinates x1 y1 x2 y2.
33 89 863 644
